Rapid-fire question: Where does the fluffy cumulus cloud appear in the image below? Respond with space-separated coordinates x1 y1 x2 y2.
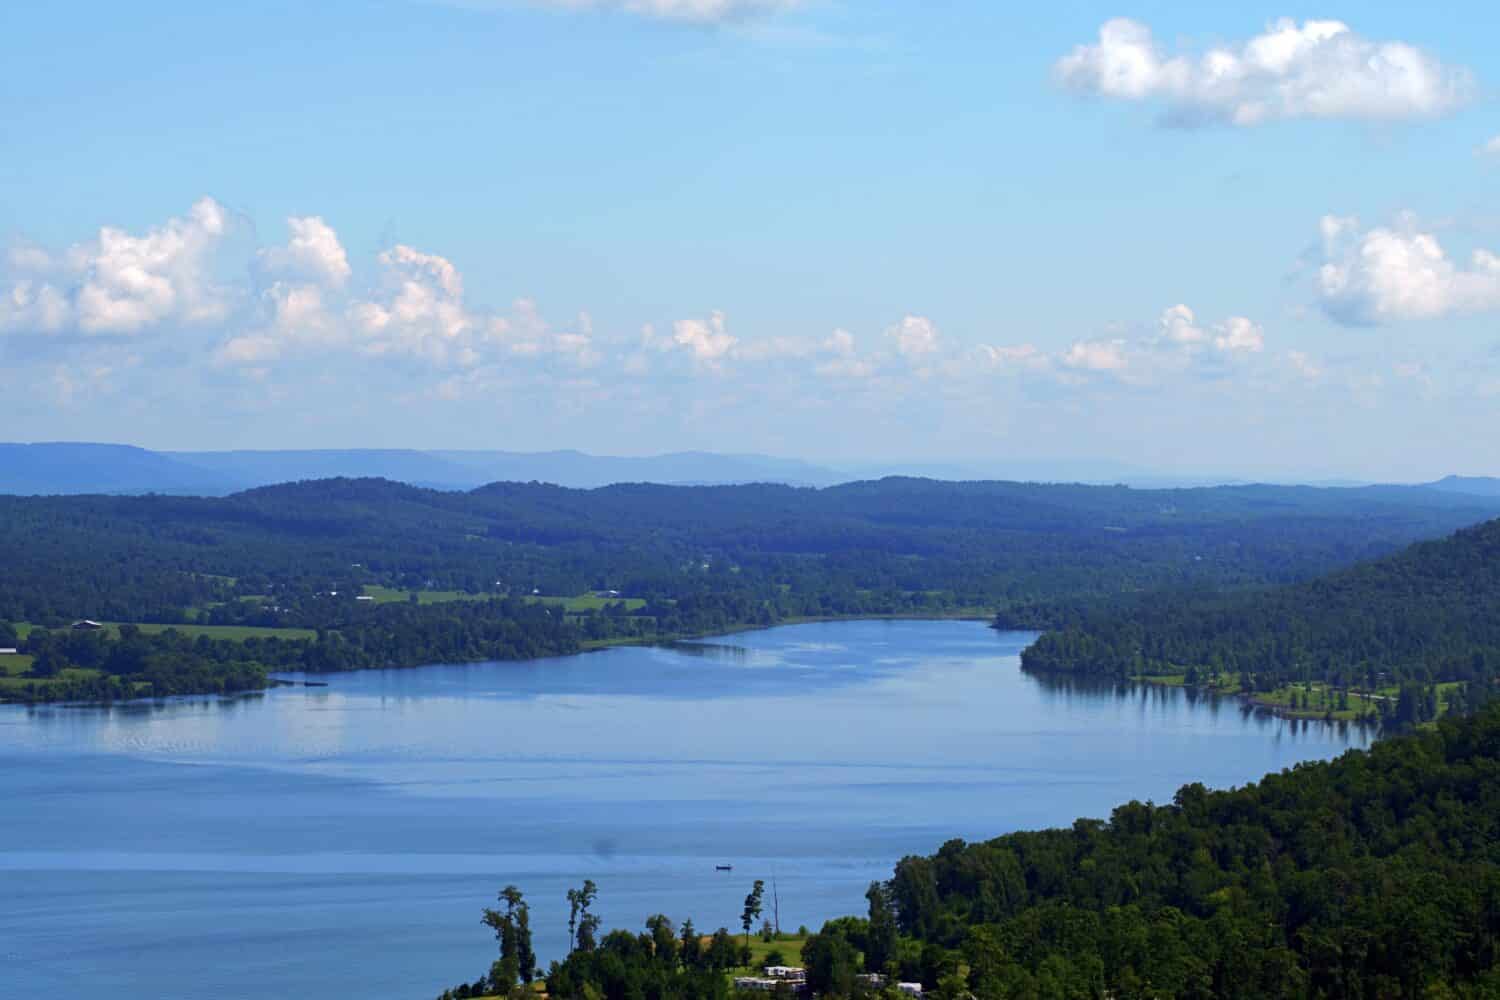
256 216 351 288
1482 135 1500 160
1056 18 1473 126
527 0 799 22
3 199 1290 409
672 310 738 364
1157 304 1264 354
1 197 231 336
1045 304 1266 382
886 315 941 358
1317 214 1500 324
1062 339 1129 373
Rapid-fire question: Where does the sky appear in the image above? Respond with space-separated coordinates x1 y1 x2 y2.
1 1 1498 481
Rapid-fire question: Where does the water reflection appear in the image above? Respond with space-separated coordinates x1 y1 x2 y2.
1024 667 1377 743
1 620 1372 1000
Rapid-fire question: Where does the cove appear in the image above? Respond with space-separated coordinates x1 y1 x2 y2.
0 620 1368 1000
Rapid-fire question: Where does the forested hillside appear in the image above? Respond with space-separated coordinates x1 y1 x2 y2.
5 476 1500 703
856 701 1500 999
1021 517 1500 726
3 477 1495 626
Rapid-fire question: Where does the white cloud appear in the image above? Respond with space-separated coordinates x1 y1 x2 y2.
1287 350 1323 379
1482 135 1500 159
1 197 231 336
1 280 71 334
974 343 1050 373
673 310 737 364
486 299 601 367
1056 18 1473 126
351 245 475 364
1212 316 1265 354
887 315 940 358
816 357 875 379
1317 214 1500 324
526 0 800 23
256 216 351 288
1062 339 1129 372
1156 304 1263 355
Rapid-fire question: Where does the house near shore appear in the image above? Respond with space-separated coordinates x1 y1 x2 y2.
734 967 811 994
70 620 105 631
0 648 18 655
857 975 922 997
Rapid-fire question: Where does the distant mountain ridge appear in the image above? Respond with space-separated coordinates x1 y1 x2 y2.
0 443 237 496
1425 475 1500 498
0 443 849 495
0 441 1493 496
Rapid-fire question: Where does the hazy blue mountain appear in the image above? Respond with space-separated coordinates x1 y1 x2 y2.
0 443 846 494
1426 475 1500 497
429 449 845 488
169 449 479 490
0 443 238 496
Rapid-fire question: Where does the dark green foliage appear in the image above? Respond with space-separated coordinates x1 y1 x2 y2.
2 477 1494 629
482 886 535 989
742 881 765 944
6 476 1498 701
1021 517 1500 726
802 926 863 996
881 704 1500 998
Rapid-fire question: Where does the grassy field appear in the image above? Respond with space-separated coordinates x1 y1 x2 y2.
0 664 104 697
730 933 811 970
1131 672 1468 723
0 653 35 676
10 621 315 642
532 594 648 613
107 622 316 641
362 585 491 605
362 585 648 613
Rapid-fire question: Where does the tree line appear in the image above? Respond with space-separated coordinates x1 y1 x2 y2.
1018 516 1500 728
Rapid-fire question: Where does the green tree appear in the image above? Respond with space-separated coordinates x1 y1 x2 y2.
865 882 898 974
741 880 765 951
680 918 701 969
567 879 598 953
482 885 532 989
802 928 860 996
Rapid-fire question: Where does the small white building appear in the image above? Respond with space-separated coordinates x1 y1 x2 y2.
0 648 18 656
898 984 923 998
765 967 806 983
733 978 781 993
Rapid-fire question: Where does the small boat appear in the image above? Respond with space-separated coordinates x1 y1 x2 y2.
715 864 733 872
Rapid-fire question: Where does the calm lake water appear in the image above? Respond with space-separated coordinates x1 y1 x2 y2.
1 620 1369 999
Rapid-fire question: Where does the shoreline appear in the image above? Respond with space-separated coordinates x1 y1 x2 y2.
1023 665 1384 729
5 614 1001 708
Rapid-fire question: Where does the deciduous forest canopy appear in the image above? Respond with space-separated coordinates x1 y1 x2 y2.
4 476 1500 702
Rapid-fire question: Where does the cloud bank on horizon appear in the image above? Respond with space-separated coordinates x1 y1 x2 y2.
0 197 1290 395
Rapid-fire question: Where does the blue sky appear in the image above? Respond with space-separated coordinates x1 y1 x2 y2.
1 1 1497 480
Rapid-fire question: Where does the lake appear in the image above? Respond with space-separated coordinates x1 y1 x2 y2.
0 620 1369 999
